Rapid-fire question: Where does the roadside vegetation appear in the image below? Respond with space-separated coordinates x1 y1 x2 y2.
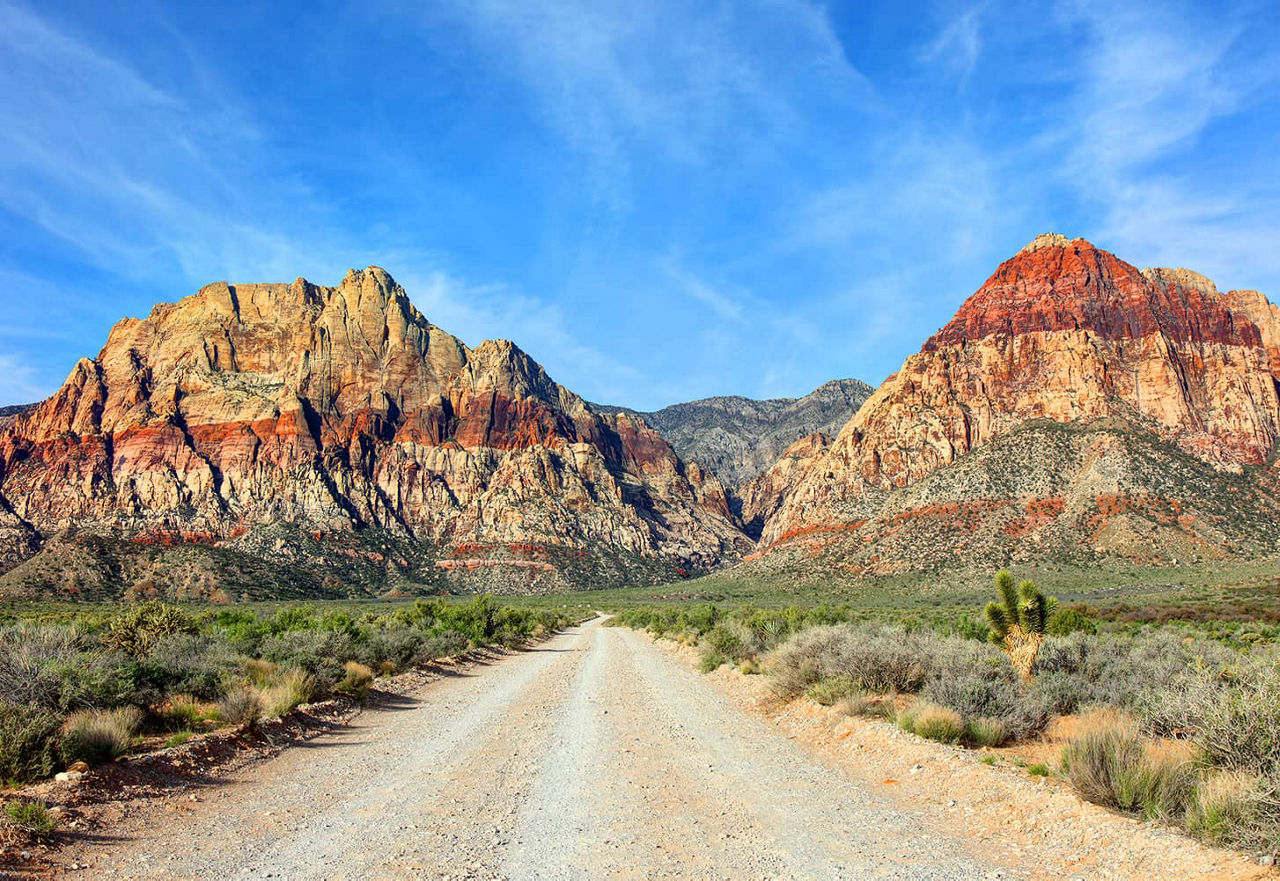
608 571 1280 855
0 596 577 794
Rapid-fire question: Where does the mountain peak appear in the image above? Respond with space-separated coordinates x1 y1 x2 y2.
1018 232 1081 253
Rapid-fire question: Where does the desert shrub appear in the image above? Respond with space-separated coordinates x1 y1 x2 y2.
0 704 64 783
1194 666 1280 779
0 623 136 712
335 662 374 700
766 624 934 700
258 670 314 718
836 691 894 719
103 602 199 657
1060 710 1197 820
896 702 922 733
1027 763 1051 777
4 799 57 836
806 677 856 706
421 630 469 660
909 703 965 743
1047 607 1097 637
1185 770 1265 845
160 694 203 731
60 706 142 766
138 634 233 701
698 648 727 674
703 624 747 663
217 687 261 728
923 648 1050 742
259 630 350 689
967 716 1010 748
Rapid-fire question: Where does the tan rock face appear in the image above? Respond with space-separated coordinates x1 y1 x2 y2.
759 236 1280 560
0 268 750 588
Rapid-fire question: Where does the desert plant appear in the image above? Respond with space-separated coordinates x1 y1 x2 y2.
0 704 64 783
4 799 57 837
967 716 1010 748
164 731 194 748
335 662 375 700
217 687 262 728
258 669 314 718
60 706 142 766
909 703 965 743
806 677 856 706
1027 763 1051 777
161 694 203 731
1185 770 1264 845
1060 709 1197 819
836 692 894 719
1047 607 1097 637
984 570 1057 681
698 648 727 674
103 602 199 657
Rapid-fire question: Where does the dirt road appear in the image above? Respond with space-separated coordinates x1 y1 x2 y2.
64 618 1020 878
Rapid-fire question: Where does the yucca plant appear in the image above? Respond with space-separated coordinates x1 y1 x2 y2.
984 570 1057 681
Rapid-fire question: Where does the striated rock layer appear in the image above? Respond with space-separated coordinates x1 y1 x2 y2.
757 236 1280 573
0 268 751 597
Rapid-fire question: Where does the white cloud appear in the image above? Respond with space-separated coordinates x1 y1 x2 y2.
423 0 873 211
919 4 985 84
1054 0 1280 287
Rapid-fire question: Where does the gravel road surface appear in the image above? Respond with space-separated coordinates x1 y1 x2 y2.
66 618 1014 879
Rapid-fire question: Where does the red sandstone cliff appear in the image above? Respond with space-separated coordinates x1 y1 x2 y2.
0 268 750 594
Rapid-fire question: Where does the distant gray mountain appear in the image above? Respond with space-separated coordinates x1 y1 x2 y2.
593 378 873 496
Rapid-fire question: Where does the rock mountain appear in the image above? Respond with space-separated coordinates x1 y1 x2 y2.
4 234 1279 599
747 234 1280 578
592 378 872 530
0 268 750 599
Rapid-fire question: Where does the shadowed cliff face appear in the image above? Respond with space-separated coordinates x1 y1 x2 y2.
0 267 750 595
755 235 1280 571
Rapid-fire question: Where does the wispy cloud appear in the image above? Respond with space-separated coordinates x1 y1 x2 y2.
919 4 986 84
1053 0 1280 286
424 0 872 211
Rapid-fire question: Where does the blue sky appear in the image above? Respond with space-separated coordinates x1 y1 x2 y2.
1 1 1279 409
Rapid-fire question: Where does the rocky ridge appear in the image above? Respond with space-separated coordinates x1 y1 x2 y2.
0 268 750 598
593 378 872 503
753 235 1280 574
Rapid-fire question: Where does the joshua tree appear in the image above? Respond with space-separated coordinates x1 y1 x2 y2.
985 570 1057 682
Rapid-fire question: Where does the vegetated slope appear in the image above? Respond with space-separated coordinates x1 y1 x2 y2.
750 234 1280 577
593 378 872 497
0 268 751 600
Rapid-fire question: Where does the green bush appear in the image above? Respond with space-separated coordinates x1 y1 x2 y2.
698 648 727 674
4 799 57 836
60 706 142 766
805 677 856 706
103 602 199 657
0 704 64 783
1047 608 1097 637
